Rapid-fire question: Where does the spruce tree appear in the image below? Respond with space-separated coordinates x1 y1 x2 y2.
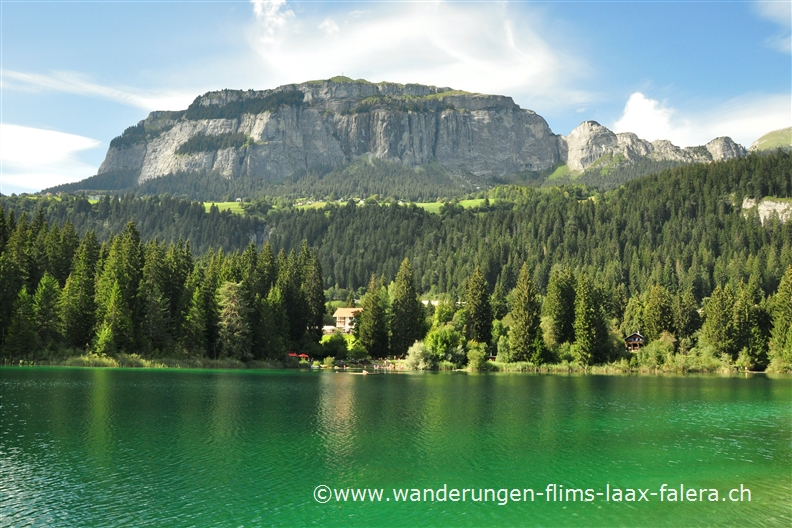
356 275 390 358
303 251 326 342
465 266 492 344
217 281 251 360
673 288 700 340
5 287 36 358
94 280 132 355
60 232 99 350
34 272 62 351
508 262 545 363
643 284 674 341
390 258 424 357
545 267 576 345
573 271 608 365
770 266 792 365
701 284 736 357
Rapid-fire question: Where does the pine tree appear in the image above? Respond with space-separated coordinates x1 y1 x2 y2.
545 266 576 345
60 232 99 350
390 258 424 357
303 251 326 342
217 281 251 360
770 266 792 366
673 288 700 340
573 271 608 365
643 284 674 341
356 275 390 358
508 262 545 363
34 272 62 351
620 295 644 337
465 266 492 344
94 280 132 355
5 287 36 358
701 284 736 357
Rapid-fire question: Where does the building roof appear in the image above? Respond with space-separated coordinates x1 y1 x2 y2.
333 307 362 318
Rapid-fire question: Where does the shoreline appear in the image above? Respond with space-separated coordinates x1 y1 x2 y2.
3 354 788 376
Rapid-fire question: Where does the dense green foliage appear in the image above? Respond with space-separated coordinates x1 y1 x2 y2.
47 169 142 193
183 90 304 120
0 195 265 255
0 212 323 361
176 133 251 155
4 152 792 370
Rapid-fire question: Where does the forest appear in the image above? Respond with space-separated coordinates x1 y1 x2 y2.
1 151 790 371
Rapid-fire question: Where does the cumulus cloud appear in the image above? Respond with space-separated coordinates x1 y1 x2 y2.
2 70 196 111
0 124 101 194
613 92 792 147
245 0 591 107
755 0 792 53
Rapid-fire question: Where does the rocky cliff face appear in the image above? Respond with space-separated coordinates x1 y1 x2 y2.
559 121 746 172
99 78 562 184
97 77 747 185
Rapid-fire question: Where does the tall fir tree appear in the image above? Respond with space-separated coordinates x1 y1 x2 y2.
60 232 99 350
465 266 492 344
545 266 576 345
642 284 674 341
390 258 424 357
356 275 390 358
217 281 251 360
573 271 608 365
769 266 792 368
33 272 62 351
508 262 545 363
5 287 36 358
701 284 736 357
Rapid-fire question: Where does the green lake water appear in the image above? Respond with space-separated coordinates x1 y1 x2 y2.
0 368 790 527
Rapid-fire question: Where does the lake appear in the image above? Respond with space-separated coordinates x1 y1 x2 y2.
1 367 789 527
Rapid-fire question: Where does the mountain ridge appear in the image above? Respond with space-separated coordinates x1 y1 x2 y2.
55 77 751 198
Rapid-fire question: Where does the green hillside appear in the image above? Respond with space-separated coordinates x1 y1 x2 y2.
751 127 792 151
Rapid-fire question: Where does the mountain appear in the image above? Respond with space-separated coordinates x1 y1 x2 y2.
750 127 792 151
50 76 749 198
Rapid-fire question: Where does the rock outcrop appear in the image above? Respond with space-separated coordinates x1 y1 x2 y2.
99 78 562 184
559 122 746 172
96 77 748 185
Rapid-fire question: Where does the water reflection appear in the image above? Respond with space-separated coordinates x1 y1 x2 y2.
316 372 358 469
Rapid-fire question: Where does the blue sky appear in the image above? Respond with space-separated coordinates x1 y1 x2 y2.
1 0 790 194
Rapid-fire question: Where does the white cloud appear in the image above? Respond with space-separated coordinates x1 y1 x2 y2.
245 1 592 108
2 70 196 111
0 124 101 194
319 18 340 36
613 92 792 147
613 93 678 142
755 1 792 53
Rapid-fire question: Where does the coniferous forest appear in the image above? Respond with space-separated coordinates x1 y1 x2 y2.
1 151 790 371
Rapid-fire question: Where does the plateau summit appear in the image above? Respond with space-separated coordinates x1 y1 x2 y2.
93 77 747 189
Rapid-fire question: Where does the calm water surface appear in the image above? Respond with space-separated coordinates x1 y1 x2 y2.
0 368 789 527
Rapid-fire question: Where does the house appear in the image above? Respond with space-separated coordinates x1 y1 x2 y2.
625 332 645 352
333 307 362 333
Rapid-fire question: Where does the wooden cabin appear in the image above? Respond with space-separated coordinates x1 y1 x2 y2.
625 332 645 352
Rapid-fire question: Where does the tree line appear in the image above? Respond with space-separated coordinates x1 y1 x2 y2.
0 208 324 362
347 260 792 372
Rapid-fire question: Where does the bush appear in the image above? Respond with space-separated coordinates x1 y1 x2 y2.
425 324 463 362
495 335 512 362
322 331 349 359
404 341 435 370
347 342 368 361
466 341 489 371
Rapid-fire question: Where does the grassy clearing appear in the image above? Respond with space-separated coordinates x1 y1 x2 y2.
546 164 571 181
203 201 246 214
